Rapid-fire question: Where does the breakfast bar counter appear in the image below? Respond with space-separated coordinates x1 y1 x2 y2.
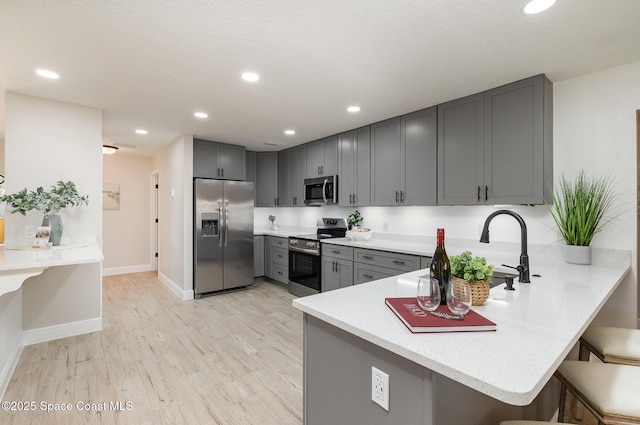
293 253 630 424
0 240 103 297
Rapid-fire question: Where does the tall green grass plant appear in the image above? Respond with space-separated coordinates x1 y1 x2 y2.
547 170 617 246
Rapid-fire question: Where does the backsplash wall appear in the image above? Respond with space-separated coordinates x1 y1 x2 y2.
255 205 562 247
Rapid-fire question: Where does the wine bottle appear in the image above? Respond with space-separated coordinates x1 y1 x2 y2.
430 228 450 305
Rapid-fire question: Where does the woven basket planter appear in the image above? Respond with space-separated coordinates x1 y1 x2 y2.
452 277 489 306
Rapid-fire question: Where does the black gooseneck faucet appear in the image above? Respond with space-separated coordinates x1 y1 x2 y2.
479 210 530 283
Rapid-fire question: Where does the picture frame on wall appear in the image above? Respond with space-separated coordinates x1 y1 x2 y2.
103 183 120 210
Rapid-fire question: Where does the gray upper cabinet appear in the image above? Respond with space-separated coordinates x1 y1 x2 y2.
402 107 437 206
246 150 257 204
289 144 307 206
370 110 437 207
278 145 307 207
438 74 552 205
437 93 485 205
193 139 246 180
338 126 371 207
256 152 278 207
306 136 338 178
484 74 552 205
370 118 402 206
278 150 290 207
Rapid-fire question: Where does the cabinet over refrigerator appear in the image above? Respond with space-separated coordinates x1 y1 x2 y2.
193 178 254 297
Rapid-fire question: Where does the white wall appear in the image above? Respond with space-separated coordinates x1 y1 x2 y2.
4 92 103 331
102 154 152 275
151 134 194 299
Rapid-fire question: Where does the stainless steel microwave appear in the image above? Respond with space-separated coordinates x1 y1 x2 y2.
304 175 338 205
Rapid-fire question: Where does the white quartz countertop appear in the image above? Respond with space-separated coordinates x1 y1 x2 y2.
293 256 630 406
0 240 103 297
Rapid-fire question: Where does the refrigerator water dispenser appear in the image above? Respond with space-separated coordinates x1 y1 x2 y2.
201 213 219 237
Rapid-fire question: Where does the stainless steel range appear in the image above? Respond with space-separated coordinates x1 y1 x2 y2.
288 218 347 297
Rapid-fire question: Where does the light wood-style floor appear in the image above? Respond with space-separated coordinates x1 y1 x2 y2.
2 273 303 425
2 272 598 425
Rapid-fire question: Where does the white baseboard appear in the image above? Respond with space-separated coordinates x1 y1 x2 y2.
22 317 103 346
0 344 23 401
102 264 153 276
158 272 194 301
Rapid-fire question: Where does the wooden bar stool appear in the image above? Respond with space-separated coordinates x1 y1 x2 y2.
579 326 640 365
555 360 640 424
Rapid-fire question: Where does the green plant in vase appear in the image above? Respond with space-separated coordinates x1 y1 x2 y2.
1 180 89 245
347 210 363 230
268 214 277 230
449 251 494 306
546 170 618 264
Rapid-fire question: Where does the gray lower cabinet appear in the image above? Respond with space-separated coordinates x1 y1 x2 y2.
264 236 288 284
253 235 264 277
321 245 354 292
193 139 246 180
438 74 552 205
256 152 278 207
306 135 338 178
353 248 422 285
338 126 371 206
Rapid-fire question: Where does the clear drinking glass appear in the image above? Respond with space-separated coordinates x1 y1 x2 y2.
447 278 472 315
417 277 441 311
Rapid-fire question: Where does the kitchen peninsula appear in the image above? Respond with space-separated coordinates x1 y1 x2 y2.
293 243 630 425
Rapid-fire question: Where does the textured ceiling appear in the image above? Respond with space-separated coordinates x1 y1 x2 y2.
1 0 640 156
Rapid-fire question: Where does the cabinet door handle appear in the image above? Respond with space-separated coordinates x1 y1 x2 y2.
362 255 373 260
349 194 352 204
477 186 481 202
485 185 489 201
277 254 283 258
332 250 340 254
277 271 283 276
353 193 356 204
363 274 373 279
393 260 405 265
400 191 404 203
396 191 399 203
221 168 224 177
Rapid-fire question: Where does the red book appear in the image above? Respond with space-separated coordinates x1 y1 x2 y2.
385 297 496 333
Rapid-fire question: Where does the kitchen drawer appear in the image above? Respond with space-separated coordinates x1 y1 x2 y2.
353 262 396 285
271 263 289 284
322 245 354 261
270 236 288 249
272 247 288 267
354 248 420 272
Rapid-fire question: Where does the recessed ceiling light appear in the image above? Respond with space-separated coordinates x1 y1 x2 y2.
35 69 60 79
284 130 295 135
194 112 208 119
242 72 260 82
524 0 556 14
347 106 361 113
135 129 148 135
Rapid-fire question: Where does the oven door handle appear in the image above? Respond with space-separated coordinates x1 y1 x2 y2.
288 246 320 256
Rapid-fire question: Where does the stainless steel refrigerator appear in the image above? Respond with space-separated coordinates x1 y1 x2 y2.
194 178 254 297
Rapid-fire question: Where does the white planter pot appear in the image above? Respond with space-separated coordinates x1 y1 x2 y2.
565 245 591 265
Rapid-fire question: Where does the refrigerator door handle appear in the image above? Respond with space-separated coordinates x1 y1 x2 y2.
224 202 229 247
218 202 224 247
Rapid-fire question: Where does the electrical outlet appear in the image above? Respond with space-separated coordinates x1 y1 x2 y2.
371 366 389 411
